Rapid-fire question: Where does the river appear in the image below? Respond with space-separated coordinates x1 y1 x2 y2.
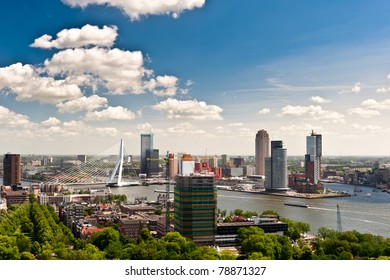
7 180 390 238
108 182 390 238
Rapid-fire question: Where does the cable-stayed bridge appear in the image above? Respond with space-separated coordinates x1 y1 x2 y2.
46 139 140 187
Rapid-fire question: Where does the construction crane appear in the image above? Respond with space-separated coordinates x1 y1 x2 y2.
337 204 342 232
164 151 171 234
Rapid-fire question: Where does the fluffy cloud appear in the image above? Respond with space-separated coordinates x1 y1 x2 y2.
167 122 206 134
347 107 380 118
152 98 223 120
361 99 390 110
146 75 178 96
56 95 108 113
338 82 361 94
0 63 82 104
85 106 136 121
95 127 119 136
62 0 206 20
0 106 31 128
44 47 146 94
41 117 61 126
228 122 243 126
30 24 118 49
279 123 323 134
281 105 345 123
376 87 390 93
258 108 271 115
352 124 382 131
310 96 330 104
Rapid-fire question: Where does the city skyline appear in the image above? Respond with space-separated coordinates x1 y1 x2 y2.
3 1 390 156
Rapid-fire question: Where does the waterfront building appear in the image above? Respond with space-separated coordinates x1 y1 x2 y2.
265 141 289 191
221 154 227 168
146 148 160 177
3 153 21 187
174 174 217 245
255 130 269 176
178 154 195 175
140 133 153 175
305 131 322 184
77 155 87 163
168 153 179 178
209 156 218 168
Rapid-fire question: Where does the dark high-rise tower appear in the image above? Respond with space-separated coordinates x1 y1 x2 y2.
255 130 269 175
3 153 21 187
140 133 153 175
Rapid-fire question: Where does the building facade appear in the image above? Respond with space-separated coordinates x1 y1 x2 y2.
265 141 289 191
305 131 322 184
255 130 269 176
145 148 160 177
174 175 217 245
178 154 195 175
3 153 21 187
140 133 153 175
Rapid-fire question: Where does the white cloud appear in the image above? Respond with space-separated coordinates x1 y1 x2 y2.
376 87 390 93
361 99 390 110
30 24 118 49
0 63 82 104
137 123 153 132
152 98 223 120
228 122 243 127
41 117 61 126
338 82 361 94
0 106 31 128
146 75 178 96
258 108 271 115
352 124 382 131
85 106 136 121
95 127 119 136
44 47 147 95
185 80 194 86
347 107 380 118
167 122 206 134
62 0 206 20
56 95 108 113
310 96 330 104
279 123 324 134
281 105 345 123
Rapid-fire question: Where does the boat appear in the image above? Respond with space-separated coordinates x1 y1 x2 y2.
284 203 309 208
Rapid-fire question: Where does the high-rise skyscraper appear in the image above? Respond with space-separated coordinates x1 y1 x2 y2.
174 174 216 245
255 129 269 175
140 133 153 175
3 153 21 187
145 148 160 177
305 131 322 184
265 141 288 191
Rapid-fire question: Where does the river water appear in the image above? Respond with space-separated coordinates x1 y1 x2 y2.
109 183 390 238
8 180 390 238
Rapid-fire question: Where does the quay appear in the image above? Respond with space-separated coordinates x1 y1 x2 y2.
216 186 351 199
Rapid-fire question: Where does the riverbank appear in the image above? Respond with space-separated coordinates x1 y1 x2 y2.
217 187 351 199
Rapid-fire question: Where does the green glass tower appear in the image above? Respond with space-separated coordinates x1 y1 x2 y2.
174 174 217 245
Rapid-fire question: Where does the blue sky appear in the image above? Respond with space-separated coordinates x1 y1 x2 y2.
2 0 390 156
